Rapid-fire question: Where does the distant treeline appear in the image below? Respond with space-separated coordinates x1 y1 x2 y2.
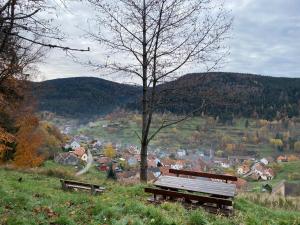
33 72 300 120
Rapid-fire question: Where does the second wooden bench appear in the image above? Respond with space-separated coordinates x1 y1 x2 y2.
60 179 105 195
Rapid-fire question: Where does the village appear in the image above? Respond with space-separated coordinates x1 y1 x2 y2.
54 132 299 192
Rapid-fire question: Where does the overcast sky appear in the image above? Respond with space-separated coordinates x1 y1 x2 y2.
36 0 300 82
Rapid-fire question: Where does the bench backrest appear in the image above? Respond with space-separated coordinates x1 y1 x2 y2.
145 187 232 206
169 169 237 182
60 179 101 188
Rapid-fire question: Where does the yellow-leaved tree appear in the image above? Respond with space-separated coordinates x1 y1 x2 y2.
104 143 116 158
14 115 44 168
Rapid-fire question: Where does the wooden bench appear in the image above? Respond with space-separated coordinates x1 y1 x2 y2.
60 179 105 195
145 187 233 216
169 169 237 183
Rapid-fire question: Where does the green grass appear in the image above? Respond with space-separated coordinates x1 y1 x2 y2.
0 162 300 225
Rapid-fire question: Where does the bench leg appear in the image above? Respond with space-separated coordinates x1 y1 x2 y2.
91 185 96 195
60 180 67 191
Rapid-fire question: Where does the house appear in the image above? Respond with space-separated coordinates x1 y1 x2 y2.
63 144 71 150
251 162 265 176
54 152 79 166
266 156 275 164
260 158 269 165
277 155 288 163
214 157 230 168
251 162 274 180
91 140 102 148
250 172 261 181
97 157 111 171
228 155 254 165
177 149 187 158
262 168 274 180
70 141 80 150
170 160 186 170
127 156 139 166
73 147 86 158
237 164 250 175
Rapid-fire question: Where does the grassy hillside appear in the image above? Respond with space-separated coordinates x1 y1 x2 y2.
0 162 300 225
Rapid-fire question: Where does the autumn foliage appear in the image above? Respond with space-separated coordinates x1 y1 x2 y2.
13 115 44 167
104 143 116 158
0 127 15 161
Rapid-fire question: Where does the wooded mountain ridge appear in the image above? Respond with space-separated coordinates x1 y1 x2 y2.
33 72 300 119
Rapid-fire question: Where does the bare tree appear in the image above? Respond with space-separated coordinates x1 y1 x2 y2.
0 0 89 84
87 0 232 182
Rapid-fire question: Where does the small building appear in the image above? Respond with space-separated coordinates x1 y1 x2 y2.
260 158 269 165
262 168 274 180
277 155 288 163
177 149 187 158
251 162 274 181
127 157 138 166
70 141 80 150
97 157 111 171
237 164 250 175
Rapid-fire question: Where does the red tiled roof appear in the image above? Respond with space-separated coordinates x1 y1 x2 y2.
73 147 86 157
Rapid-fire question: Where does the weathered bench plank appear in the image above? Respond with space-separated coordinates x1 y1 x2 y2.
169 169 238 182
154 175 236 197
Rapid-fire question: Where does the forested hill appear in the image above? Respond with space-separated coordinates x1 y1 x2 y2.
33 77 141 118
33 73 300 119
155 72 300 120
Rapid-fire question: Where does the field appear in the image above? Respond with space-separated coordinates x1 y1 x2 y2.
0 162 300 225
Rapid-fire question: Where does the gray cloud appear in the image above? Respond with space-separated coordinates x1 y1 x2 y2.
36 0 300 81
224 0 300 77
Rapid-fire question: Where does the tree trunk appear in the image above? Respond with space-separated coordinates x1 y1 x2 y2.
140 140 148 182
140 0 148 183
